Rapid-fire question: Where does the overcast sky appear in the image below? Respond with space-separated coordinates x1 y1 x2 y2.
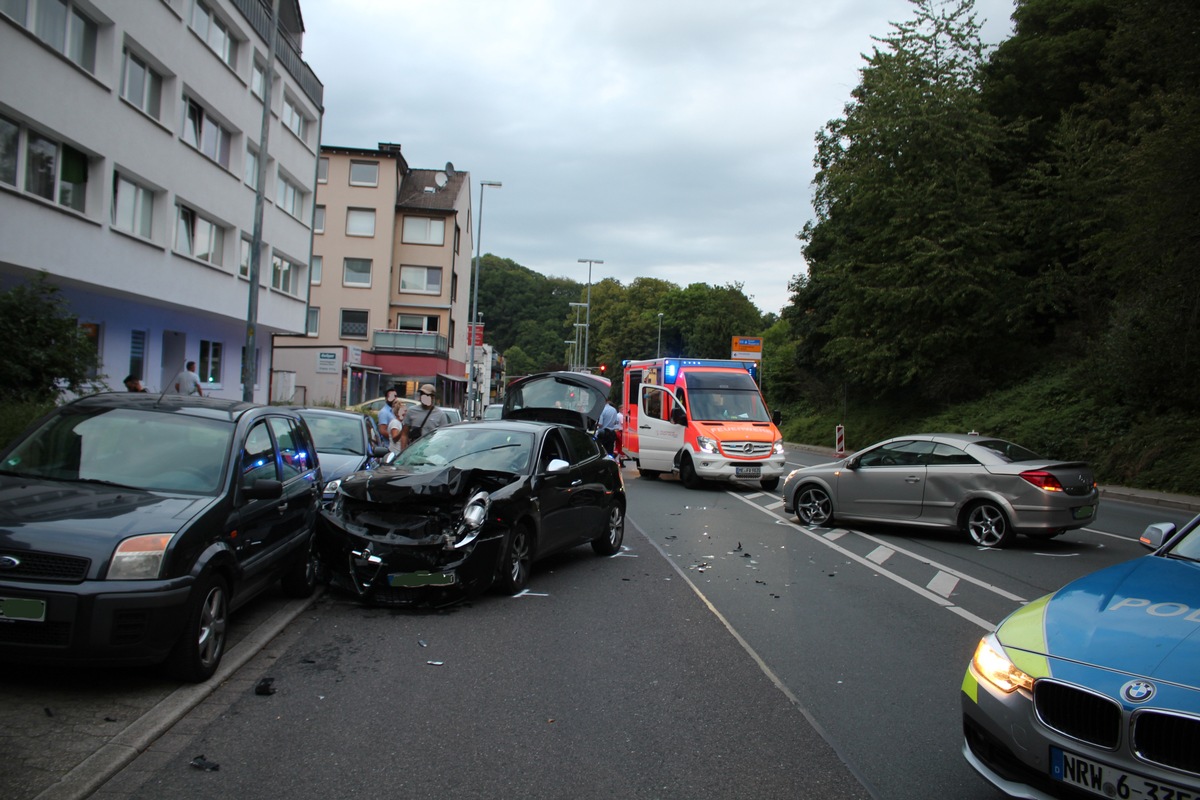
299 0 1017 316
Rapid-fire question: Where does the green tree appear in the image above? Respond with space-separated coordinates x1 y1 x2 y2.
795 0 1022 402
0 273 101 403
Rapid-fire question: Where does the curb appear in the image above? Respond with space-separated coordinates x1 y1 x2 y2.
32 591 320 800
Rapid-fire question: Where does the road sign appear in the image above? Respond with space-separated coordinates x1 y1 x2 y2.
731 336 762 361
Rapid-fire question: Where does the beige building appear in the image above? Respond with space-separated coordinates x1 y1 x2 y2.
272 143 474 409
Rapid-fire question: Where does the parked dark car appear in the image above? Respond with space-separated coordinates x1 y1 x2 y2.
292 407 388 505
0 393 322 681
316 371 625 606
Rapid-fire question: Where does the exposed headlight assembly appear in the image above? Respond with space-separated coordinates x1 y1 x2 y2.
108 533 174 580
972 633 1033 693
449 490 490 550
696 436 719 455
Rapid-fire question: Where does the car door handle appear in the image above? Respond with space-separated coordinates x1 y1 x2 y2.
905 476 921 483
571 479 582 486
276 502 290 514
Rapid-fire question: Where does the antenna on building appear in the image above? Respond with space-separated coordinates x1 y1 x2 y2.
444 161 455 178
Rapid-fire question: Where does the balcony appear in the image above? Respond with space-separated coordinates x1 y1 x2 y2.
371 329 448 357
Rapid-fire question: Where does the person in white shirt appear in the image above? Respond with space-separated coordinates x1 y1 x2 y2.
171 362 203 396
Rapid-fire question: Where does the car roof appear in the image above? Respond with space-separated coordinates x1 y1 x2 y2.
65 391 264 422
291 407 369 420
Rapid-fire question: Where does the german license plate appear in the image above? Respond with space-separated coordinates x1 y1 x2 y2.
0 597 46 622
1051 747 1196 800
735 466 761 478
1073 505 1094 519
387 571 456 588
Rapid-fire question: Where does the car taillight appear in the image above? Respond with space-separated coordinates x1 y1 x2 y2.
1020 470 1064 492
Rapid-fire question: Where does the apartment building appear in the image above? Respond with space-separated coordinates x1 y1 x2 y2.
0 0 323 402
272 143 474 410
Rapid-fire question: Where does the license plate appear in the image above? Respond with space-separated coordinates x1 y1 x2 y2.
735 466 761 478
1073 505 1095 519
1051 747 1197 800
387 571 456 588
0 597 46 622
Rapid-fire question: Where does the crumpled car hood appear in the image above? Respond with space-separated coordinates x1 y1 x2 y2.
338 464 517 505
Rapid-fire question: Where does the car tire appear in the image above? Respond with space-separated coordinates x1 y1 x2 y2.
679 454 704 489
638 468 661 480
166 572 229 682
794 485 833 526
592 502 625 555
760 477 780 491
280 532 318 598
494 523 533 595
964 502 1015 547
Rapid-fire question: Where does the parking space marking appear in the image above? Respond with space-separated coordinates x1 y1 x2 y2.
766 500 784 511
512 590 550 598
867 546 893 565
927 571 959 598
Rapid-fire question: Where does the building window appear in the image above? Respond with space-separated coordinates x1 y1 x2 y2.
244 147 258 189
399 265 442 294
251 59 265 98
112 173 154 239
120 48 163 119
306 307 319 336
310 254 322 284
345 208 375 237
176 206 225 265
0 115 17 185
240 237 252 277
198 339 223 386
340 310 368 339
129 329 147 381
343 258 371 287
282 96 306 140
397 314 440 333
23 128 88 212
276 173 302 218
313 205 324 233
26 0 97 73
190 0 237 69
183 98 232 169
317 157 328 183
271 253 302 295
348 160 378 187
402 216 445 245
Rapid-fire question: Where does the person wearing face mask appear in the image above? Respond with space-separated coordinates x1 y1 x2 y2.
400 383 450 450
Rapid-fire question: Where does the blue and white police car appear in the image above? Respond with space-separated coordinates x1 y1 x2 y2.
962 516 1200 799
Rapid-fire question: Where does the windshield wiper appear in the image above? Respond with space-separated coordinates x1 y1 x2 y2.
1165 552 1200 563
74 477 145 491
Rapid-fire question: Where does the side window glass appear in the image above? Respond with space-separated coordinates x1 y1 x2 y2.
675 388 687 409
539 431 568 471
269 417 313 479
241 422 278 489
642 386 667 420
929 443 978 466
563 427 599 465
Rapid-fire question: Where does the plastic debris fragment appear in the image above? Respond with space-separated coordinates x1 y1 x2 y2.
418 640 428 648
254 677 276 696
427 660 445 666
190 755 220 771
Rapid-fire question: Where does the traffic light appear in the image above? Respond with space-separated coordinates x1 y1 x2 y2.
599 364 607 374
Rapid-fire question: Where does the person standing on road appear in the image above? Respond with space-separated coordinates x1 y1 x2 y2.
386 398 406 455
401 383 450 450
597 396 620 458
377 385 399 440
171 361 203 396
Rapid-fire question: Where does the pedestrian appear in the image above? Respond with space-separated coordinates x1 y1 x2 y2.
613 406 626 465
377 385 399 440
123 374 148 392
171 361 203 396
386 398 406 455
597 396 620 458
400 383 450 450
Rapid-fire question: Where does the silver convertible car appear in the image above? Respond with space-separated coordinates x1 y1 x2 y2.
781 433 1098 547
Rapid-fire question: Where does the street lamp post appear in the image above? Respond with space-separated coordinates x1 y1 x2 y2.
577 259 603 370
657 312 664 358
469 180 501 418
569 301 587 371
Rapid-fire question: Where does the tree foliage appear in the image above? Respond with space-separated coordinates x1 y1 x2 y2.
0 273 101 403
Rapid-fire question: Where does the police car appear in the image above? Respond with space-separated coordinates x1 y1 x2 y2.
961 516 1200 799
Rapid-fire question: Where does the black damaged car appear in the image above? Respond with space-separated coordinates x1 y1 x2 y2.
315 371 626 606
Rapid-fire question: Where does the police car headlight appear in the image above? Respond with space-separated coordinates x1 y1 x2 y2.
697 436 719 454
972 633 1033 693
450 491 491 549
773 439 784 455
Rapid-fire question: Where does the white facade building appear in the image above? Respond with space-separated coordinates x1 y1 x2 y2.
0 0 323 401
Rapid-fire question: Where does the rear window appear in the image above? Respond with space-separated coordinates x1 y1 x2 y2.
971 439 1042 463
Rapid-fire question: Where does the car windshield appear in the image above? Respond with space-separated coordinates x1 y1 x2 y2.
689 389 770 422
483 404 502 420
507 375 604 418
394 427 534 474
1168 519 1200 561
301 413 366 456
1 407 232 494
971 439 1043 463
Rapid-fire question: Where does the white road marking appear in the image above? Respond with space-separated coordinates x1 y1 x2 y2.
867 546 893 565
766 500 785 510
512 590 549 598
927 571 959 598
823 530 847 541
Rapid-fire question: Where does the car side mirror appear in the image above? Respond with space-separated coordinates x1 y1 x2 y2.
1139 522 1175 550
243 478 283 501
671 407 687 426
546 458 570 474
772 409 782 426
371 445 390 459
845 456 859 470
